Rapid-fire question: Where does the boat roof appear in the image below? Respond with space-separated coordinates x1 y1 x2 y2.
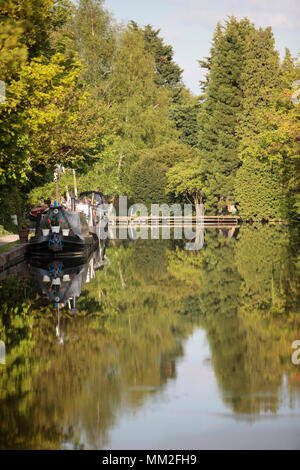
79 191 103 205
79 191 103 197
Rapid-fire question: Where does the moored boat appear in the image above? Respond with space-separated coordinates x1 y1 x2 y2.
29 204 98 258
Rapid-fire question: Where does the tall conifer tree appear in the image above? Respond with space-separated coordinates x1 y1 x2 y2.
130 21 183 102
237 27 280 157
234 27 288 219
198 17 254 212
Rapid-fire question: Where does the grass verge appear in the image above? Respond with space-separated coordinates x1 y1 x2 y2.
0 241 19 254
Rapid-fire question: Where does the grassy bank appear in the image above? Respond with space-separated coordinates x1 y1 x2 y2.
0 241 19 254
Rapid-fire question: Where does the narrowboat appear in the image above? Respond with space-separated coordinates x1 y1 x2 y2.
29 204 98 258
28 189 110 259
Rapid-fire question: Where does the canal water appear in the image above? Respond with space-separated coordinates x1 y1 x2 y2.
0 225 299 449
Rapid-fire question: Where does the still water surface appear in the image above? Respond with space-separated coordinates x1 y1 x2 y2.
0 225 299 449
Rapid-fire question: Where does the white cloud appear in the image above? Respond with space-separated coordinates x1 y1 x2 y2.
168 0 300 31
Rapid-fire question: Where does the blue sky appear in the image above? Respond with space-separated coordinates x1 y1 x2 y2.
105 0 300 95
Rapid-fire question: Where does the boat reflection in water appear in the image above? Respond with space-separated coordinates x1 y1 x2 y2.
28 241 108 317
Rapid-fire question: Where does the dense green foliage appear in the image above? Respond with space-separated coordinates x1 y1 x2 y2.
130 156 169 208
130 143 203 208
166 149 202 206
234 28 291 219
0 2 299 225
198 18 299 218
168 99 200 147
198 18 254 212
131 22 183 100
234 158 283 220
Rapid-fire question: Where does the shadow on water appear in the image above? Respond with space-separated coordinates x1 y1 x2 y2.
0 225 299 449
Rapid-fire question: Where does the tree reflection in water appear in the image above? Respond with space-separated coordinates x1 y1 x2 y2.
0 225 299 449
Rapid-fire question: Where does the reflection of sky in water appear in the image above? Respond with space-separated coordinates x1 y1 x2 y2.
70 329 299 450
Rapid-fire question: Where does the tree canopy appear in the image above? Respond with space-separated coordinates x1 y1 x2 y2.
0 2 299 226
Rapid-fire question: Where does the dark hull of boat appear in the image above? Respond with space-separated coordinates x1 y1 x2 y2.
28 234 98 259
